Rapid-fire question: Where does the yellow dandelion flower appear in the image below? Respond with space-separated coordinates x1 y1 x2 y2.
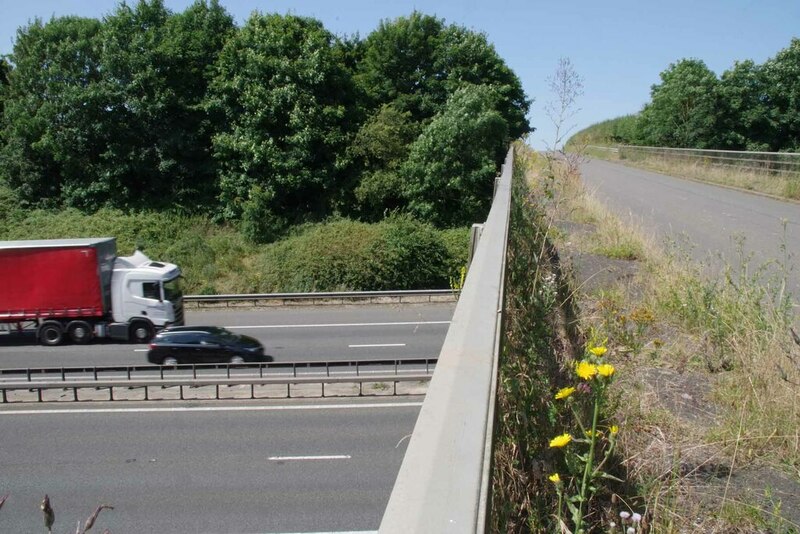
597 363 615 377
548 473 561 483
585 429 601 438
575 361 598 380
555 386 576 400
589 346 607 357
549 433 572 448
610 425 619 435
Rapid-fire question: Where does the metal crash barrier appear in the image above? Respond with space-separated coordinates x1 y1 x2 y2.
379 148 513 533
0 358 437 403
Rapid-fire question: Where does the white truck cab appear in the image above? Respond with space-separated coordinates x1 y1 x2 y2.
110 250 184 342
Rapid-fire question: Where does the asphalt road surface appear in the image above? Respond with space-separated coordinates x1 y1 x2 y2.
581 158 800 300
0 303 454 368
0 397 420 533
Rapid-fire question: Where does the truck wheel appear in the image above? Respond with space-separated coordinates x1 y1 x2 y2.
39 321 64 346
67 321 93 344
130 320 153 343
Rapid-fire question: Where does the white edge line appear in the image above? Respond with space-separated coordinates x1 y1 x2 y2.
227 320 450 329
348 343 406 348
0 401 423 416
268 455 351 461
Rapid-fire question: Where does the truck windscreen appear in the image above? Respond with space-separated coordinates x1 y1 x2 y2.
163 277 184 302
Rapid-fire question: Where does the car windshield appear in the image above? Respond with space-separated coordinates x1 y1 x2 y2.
163 277 184 303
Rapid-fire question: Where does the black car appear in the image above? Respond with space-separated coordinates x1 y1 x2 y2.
147 326 267 365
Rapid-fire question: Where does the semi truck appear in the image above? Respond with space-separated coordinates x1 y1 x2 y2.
0 237 184 345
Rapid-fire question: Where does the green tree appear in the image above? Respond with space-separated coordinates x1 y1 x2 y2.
352 12 528 222
436 24 530 139
0 16 104 207
98 0 234 211
0 1 233 212
762 38 800 151
356 12 530 138
638 59 719 148
355 12 444 123
716 60 773 150
351 103 419 219
0 57 9 120
209 13 355 242
156 0 234 210
401 84 508 227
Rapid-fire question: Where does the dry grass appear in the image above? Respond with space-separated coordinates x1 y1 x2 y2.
527 143 800 532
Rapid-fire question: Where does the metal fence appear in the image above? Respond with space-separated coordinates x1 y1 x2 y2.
606 145 800 176
0 357 438 383
183 289 457 307
379 148 514 533
0 358 437 403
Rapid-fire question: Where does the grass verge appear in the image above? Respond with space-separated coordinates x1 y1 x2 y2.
491 146 633 532
0 207 469 294
542 145 800 531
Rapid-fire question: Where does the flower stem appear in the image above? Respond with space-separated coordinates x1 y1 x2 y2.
576 394 600 533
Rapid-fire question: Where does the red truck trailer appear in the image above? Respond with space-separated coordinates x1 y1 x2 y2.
0 238 183 345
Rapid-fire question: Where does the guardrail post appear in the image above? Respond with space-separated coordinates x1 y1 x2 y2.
468 223 484 269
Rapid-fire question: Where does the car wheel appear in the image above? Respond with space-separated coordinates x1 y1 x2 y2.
162 356 178 366
229 355 245 365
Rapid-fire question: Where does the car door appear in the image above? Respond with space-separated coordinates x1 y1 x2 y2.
197 333 227 363
171 333 202 363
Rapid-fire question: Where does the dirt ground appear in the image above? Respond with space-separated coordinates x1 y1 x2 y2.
557 231 800 532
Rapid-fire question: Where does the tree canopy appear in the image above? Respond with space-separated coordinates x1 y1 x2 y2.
0 3 529 241
401 84 508 227
570 37 800 153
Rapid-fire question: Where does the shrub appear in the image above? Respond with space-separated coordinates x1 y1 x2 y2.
439 227 470 279
0 208 465 293
252 216 458 292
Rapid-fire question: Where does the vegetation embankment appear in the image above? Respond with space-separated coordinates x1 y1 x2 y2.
493 145 799 532
0 1 527 238
568 37 800 202
569 37 800 152
0 1 528 291
0 194 468 294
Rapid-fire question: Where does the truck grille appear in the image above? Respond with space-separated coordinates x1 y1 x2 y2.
172 301 185 326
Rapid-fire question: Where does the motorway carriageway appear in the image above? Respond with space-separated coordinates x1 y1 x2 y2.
0 303 455 368
0 304 452 532
0 397 420 533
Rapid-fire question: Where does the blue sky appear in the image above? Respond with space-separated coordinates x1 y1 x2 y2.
1 0 798 149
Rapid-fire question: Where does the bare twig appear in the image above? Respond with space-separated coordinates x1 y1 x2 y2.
83 504 114 532
543 58 587 178
41 495 55 533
